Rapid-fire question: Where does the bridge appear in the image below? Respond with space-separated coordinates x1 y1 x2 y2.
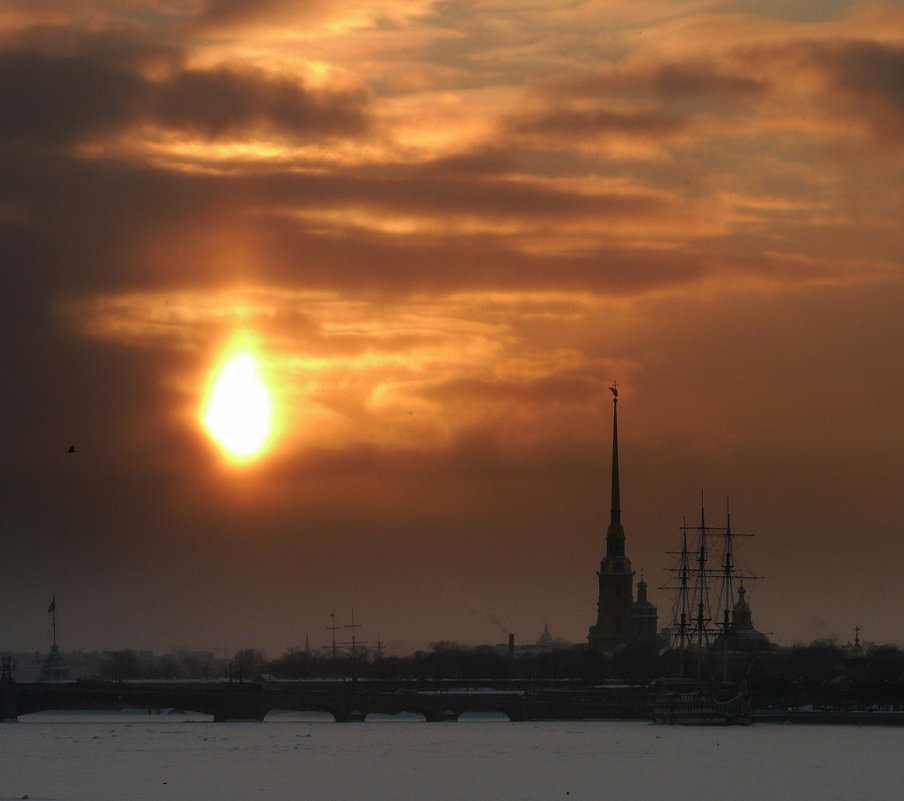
0 676 649 722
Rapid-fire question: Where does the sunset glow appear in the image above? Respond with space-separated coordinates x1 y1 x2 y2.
204 352 272 460
2 0 904 656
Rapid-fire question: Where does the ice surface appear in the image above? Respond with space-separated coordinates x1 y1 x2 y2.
1 713 900 801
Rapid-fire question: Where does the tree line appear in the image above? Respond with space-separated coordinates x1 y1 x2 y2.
69 639 904 709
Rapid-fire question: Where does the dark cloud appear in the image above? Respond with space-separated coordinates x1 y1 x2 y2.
0 46 369 148
545 60 769 102
0 152 228 290
0 144 685 288
649 62 769 98
831 41 904 100
0 50 148 146
725 0 856 23
196 0 329 28
740 39 904 144
155 67 369 139
817 40 904 139
419 148 521 178
5 135 845 310
0 23 181 70
199 0 281 25
263 165 669 221
508 106 688 140
508 59 768 143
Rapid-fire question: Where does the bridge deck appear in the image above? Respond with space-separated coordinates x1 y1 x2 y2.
1 678 649 722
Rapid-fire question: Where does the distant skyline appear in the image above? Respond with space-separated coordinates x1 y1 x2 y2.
2 0 903 657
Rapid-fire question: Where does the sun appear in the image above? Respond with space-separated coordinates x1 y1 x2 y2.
203 351 272 460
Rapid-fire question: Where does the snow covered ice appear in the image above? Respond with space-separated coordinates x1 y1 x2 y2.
2 711 902 801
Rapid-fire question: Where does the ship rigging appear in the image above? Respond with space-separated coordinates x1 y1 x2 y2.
649 496 763 725
664 495 760 681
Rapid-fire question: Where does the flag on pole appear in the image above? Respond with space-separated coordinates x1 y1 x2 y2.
48 596 56 613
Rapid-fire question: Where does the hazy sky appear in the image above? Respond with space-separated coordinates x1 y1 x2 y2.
2 0 903 658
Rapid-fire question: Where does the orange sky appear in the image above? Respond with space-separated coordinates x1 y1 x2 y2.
1 0 903 656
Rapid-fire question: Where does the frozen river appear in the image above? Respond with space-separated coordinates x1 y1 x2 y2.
2 711 901 801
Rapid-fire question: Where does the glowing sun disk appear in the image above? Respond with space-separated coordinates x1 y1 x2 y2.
204 353 272 459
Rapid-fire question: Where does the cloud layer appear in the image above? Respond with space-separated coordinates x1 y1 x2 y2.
1 0 903 656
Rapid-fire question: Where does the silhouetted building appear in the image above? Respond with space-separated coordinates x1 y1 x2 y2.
729 585 768 647
537 623 553 648
588 385 658 651
711 584 771 657
631 574 659 640
494 627 573 658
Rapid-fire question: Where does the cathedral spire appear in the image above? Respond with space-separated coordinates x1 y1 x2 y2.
609 382 621 528
589 383 654 652
606 382 625 553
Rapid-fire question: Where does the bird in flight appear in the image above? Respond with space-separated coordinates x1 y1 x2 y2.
66 445 76 453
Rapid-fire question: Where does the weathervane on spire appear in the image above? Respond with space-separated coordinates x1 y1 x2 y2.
609 380 619 401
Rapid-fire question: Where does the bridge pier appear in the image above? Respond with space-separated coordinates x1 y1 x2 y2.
211 696 270 722
1 675 20 721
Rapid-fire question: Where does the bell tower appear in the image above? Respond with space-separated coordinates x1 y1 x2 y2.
588 383 635 651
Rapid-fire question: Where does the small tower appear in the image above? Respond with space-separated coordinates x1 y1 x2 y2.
630 572 659 640
713 584 770 656
732 585 754 630
589 383 640 651
537 623 553 648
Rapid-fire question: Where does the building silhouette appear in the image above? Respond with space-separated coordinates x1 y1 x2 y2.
708 583 770 656
588 386 658 651
537 623 553 648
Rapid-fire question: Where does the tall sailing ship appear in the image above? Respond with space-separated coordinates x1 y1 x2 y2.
649 498 761 725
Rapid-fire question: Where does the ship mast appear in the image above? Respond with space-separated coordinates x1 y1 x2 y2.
665 494 760 682
664 512 707 679
327 611 340 659
719 498 736 682
672 522 692 677
691 495 712 680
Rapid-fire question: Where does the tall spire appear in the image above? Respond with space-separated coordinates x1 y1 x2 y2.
609 382 620 528
589 381 649 652
605 382 625 555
